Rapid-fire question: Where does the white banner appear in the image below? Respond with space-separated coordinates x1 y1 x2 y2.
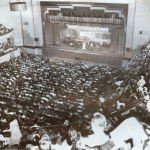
68 25 109 32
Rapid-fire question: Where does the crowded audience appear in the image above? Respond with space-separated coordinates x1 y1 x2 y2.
0 41 19 57
0 24 16 57
0 24 13 36
0 42 150 149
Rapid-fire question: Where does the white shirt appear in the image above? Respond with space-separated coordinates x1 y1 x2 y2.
110 117 148 147
137 78 146 87
62 139 72 150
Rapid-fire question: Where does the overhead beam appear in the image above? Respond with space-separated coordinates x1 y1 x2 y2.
36 0 130 4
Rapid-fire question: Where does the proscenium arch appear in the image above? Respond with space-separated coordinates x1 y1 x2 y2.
44 3 127 30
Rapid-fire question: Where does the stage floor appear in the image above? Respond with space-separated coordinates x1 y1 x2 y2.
42 44 125 66
21 46 131 67
43 44 124 57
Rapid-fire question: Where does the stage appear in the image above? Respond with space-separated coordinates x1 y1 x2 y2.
42 44 124 66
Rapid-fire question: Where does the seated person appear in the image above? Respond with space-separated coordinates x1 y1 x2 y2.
39 133 62 150
26 129 40 150
27 133 62 150
76 112 148 150
137 75 146 88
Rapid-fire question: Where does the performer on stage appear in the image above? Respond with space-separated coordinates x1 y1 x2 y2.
100 42 103 51
89 43 93 51
82 41 86 50
75 39 78 50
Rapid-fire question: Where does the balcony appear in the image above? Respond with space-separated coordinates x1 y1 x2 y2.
0 29 13 43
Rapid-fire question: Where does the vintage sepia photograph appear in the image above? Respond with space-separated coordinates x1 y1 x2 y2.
0 0 150 149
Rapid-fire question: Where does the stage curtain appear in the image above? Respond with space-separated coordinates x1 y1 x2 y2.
110 28 125 53
45 22 53 45
118 29 126 53
45 22 61 45
53 23 61 43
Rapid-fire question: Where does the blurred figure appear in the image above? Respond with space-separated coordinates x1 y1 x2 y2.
89 43 93 51
39 134 62 150
9 117 22 146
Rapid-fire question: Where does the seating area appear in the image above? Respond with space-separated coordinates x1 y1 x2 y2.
0 42 18 57
0 52 123 126
0 24 13 36
0 24 18 59
0 43 150 149
1 0 150 148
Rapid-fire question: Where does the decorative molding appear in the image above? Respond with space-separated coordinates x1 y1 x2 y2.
44 3 126 28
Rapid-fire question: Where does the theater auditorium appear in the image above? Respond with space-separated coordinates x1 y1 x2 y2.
0 0 150 150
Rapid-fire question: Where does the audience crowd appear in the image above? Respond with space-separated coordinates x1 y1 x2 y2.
0 24 12 36
0 43 150 149
0 24 17 57
0 41 18 57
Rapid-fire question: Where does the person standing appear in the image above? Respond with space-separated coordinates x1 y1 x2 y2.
75 39 78 50
89 43 93 51
9 117 22 146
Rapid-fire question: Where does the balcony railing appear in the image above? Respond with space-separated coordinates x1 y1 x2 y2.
0 29 13 43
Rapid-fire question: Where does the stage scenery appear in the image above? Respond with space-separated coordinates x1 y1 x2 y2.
42 3 128 62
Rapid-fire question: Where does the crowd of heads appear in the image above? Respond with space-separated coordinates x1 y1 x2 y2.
0 52 125 127
0 24 12 36
0 41 18 56
0 43 150 149
0 24 15 57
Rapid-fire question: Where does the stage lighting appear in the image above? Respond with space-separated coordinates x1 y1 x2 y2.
9 0 27 11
